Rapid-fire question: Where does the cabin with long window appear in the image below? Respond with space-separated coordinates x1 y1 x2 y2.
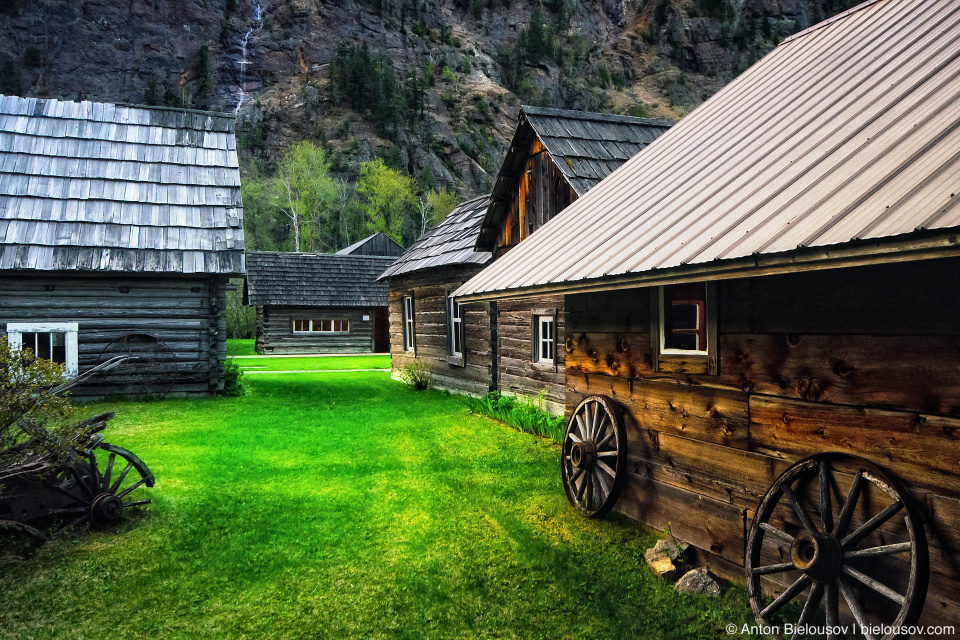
244 249 396 354
0 95 244 396
474 107 671 414
379 196 495 395
455 0 960 632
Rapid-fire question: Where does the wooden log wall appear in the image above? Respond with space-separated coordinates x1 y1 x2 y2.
258 305 377 354
388 267 494 396
496 137 577 255
497 295 565 416
0 272 229 396
564 258 960 630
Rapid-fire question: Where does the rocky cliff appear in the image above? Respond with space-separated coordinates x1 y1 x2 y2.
0 0 859 195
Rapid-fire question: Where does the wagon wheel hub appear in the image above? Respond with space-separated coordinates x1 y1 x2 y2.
791 531 842 583
90 493 124 526
570 440 597 470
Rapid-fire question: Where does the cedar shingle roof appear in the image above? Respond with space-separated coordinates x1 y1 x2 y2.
245 252 396 307
378 195 492 280
0 95 243 274
477 106 672 250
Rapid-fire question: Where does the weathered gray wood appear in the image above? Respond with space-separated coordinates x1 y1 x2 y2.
258 305 377 355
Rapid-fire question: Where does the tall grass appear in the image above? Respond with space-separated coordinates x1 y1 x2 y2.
465 390 566 443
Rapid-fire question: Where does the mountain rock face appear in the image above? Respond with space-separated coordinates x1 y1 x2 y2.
0 0 858 196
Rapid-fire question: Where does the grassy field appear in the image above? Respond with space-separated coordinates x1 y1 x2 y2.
0 373 763 640
236 354 390 372
226 339 256 356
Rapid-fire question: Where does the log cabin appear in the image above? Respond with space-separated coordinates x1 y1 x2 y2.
0 95 244 397
454 0 960 634
244 248 397 354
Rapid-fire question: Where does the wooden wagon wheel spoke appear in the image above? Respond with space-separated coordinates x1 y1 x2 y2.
561 396 626 518
102 452 116 492
745 453 928 640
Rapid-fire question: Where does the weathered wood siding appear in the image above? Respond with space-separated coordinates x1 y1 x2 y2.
565 258 960 628
496 137 577 255
0 272 227 396
497 296 565 416
389 267 494 396
258 306 378 354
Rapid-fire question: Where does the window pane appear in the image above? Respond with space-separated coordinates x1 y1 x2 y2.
663 283 706 351
671 303 698 330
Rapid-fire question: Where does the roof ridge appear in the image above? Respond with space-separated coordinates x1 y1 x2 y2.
521 105 674 128
781 0 885 45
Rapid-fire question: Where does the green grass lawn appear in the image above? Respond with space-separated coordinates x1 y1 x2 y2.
226 339 256 356
0 373 762 639
236 354 390 372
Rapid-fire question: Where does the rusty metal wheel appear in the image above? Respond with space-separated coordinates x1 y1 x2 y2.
745 453 928 640
561 395 627 517
49 443 155 535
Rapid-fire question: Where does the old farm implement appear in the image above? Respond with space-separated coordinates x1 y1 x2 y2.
0 359 155 543
561 395 931 640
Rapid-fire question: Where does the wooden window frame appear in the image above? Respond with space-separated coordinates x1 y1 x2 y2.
7 322 79 377
402 294 416 353
651 283 718 376
291 319 351 334
447 294 464 366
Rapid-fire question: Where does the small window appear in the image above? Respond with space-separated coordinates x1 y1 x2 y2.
449 296 463 357
292 319 350 334
660 283 707 353
402 295 415 352
535 315 555 363
7 322 79 377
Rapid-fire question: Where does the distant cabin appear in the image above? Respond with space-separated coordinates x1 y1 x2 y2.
335 231 403 258
244 242 398 355
0 95 244 397
381 107 671 413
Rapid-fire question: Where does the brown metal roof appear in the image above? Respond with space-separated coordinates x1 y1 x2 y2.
378 195 492 280
477 107 672 250
454 0 960 301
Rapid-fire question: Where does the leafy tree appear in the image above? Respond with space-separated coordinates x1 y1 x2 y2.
272 141 339 252
356 158 418 244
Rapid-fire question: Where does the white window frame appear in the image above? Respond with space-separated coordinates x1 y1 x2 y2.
448 296 463 358
658 286 708 355
534 314 555 364
7 322 79 377
292 319 351 334
403 295 415 352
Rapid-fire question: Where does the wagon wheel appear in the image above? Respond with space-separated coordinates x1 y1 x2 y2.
745 453 928 640
561 395 627 517
96 333 176 399
0 520 49 543
47 443 155 536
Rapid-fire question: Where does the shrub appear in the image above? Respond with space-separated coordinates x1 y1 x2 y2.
221 359 246 397
400 359 431 390
465 390 565 443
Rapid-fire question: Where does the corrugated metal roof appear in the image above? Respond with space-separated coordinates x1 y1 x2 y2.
245 252 396 307
455 0 960 301
0 95 244 274
378 195 492 279
477 107 672 250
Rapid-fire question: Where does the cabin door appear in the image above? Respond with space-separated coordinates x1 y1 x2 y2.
373 308 390 353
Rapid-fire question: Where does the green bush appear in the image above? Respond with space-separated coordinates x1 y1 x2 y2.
221 359 246 397
465 390 565 443
400 359 431 390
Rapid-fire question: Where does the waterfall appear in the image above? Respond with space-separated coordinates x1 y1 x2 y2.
231 0 263 114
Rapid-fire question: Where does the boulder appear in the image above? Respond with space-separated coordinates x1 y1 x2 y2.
675 568 721 597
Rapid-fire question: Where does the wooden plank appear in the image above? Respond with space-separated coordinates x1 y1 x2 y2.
617 473 746 566
722 334 960 415
564 331 654 379
568 373 750 449
749 395 960 498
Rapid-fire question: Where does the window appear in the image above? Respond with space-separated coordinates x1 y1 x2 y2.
448 296 463 358
7 322 79 377
292 319 350 334
535 315 555 363
660 283 707 353
402 295 415 352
